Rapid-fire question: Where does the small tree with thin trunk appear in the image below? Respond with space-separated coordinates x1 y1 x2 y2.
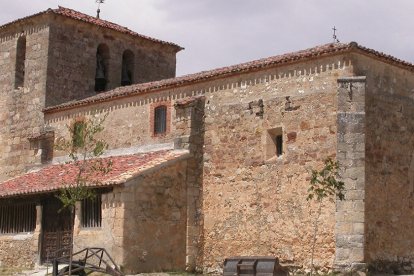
307 157 345 276
55 114 112 275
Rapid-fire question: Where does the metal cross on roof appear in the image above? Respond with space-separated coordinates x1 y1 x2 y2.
96 0 105 19
332 26 340 43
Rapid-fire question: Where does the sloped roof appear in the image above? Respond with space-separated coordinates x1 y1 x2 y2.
0 150 190 198
0 6 183 50
43 42 414 113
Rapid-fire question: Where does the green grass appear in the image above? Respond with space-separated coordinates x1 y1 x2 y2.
0 266 27 275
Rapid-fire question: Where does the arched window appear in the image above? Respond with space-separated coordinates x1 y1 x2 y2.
154 105 167 135
95 44 110 92
121 50 134 86
15 36 26 89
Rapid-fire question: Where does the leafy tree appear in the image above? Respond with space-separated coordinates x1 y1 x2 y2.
307 157 345 276
54 114 112 275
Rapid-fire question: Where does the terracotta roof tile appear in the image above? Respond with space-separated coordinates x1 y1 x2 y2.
0 6 182 50
43 42 414 113
0 150 190 198
44 43 351 112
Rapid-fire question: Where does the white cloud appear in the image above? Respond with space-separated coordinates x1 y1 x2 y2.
0 0 413 75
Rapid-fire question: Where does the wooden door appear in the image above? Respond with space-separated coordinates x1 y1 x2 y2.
41 197 73 263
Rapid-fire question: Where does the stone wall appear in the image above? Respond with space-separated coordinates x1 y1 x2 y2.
335 76 366 272
0 16 50 181
121 159 188 274
174 96 205 271
45 88 202 158
72 191 123 266
45 54 355 273
353 54 414 273
200 56 354 273
0 235 39 268
46 15 178 107
0 204 42 268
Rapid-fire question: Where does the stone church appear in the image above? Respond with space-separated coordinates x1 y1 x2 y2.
0 6 413 275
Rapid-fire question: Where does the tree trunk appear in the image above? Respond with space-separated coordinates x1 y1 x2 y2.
310 201 322 276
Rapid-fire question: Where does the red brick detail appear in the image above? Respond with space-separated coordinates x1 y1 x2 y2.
287 132 297 143
150 101 171 137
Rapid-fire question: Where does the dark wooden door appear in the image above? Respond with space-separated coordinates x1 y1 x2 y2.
41 197 73 263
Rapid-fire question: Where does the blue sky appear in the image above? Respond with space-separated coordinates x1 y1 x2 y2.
1 0 413 76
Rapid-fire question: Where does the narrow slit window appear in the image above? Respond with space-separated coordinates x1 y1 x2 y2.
154 105 167 135
266 127 283 160
15 36 27 89
81 195 102 228
0 202 36 234
276 135 283 157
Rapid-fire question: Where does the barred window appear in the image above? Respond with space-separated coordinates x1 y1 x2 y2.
154 105 167 135
81 196 102 228
0 202 36 234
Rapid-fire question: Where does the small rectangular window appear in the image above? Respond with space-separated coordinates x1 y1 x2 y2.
154 106 167 135
266 127 283 160
81 195 102 228
0 202 36 234
276 135 283 157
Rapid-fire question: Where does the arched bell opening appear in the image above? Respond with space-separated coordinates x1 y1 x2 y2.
95 44 110 92
121 49 134 86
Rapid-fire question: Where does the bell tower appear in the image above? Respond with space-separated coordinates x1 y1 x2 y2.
0 6 183 181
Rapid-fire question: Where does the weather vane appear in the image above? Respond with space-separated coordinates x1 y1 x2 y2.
96 0 105 19
332 26 340 43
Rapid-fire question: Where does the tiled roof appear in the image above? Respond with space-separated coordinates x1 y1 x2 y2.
0 150 189 198
0 6 183 50
43 42 414 113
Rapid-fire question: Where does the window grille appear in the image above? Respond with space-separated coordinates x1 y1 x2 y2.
0 202 36 234
154 105 167 134
81 196 102 228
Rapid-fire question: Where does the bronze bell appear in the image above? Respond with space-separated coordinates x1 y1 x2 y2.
95 53 106 79
95 52 107 92
121 62 132 86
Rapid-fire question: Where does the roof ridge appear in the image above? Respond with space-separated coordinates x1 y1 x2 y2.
44 42 352 112
44 41 414 113
0 6 183 50
52 6 183 49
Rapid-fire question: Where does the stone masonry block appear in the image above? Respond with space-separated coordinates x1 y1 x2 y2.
336 248 351 261
353 223 364 235
350 248 364 262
